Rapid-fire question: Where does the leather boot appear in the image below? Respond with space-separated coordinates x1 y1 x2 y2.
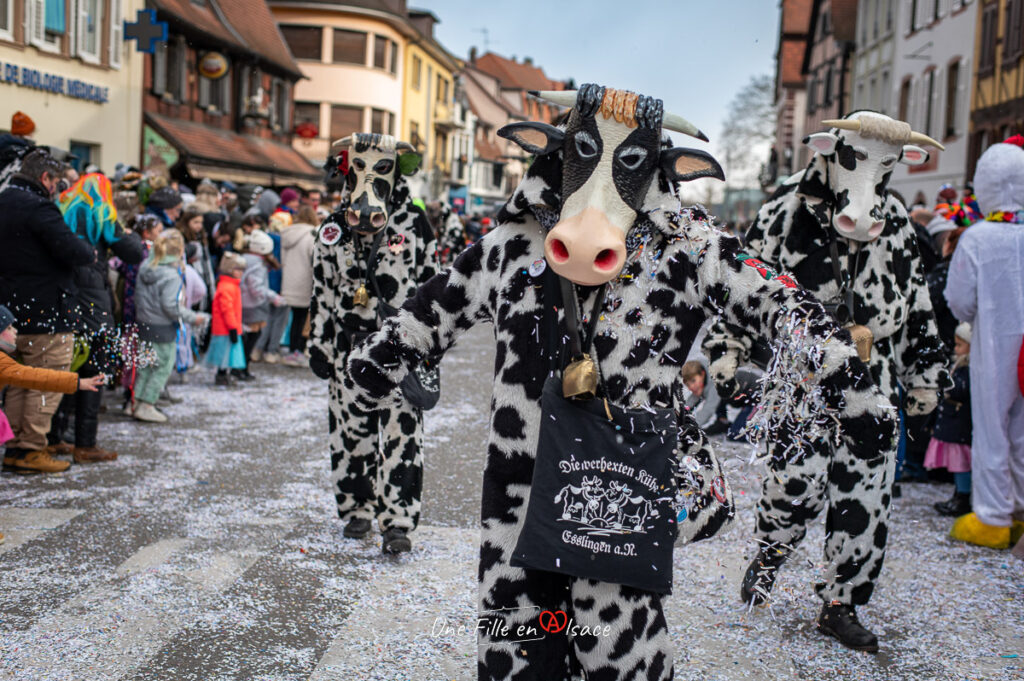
817 603 879 653
73 446 118 463
934 491 971 517
4 450 70 473
740 543 788 606
343 517 372 539
382 527 412 554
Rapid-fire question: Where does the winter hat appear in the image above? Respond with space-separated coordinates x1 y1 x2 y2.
925 213 957 237
955 322 971 344
0 305 15 333
218 252 247 274
246 229 274 255
148 186 183 211
279 188 299 205
11 111 35 137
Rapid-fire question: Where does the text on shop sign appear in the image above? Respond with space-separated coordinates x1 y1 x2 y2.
0 62 109 103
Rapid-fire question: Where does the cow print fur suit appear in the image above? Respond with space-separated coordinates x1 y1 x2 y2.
341 140 896 679
308 170 439 532
704 150 948 607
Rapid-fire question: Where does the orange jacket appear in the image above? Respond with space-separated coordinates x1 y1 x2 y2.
0 351 79 393
211 274 243 337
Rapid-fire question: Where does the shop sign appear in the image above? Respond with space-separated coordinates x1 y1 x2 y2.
143 125 179 169
198 52 229 80
0 61 109 103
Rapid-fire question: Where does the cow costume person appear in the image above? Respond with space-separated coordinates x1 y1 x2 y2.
341 85 895 679
307 133 439 554
704 111 948 651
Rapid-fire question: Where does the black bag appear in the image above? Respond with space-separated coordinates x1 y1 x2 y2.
363 229 441 411
509 270 678 594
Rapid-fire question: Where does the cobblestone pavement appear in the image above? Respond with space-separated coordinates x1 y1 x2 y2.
0 323 1020 680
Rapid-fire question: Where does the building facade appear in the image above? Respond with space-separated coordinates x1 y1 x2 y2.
0 0 145 171
968 0 1024 177
851 0 896 114
889 0 977 204
768 0 812 186
460 59 522 214
801 0 858 168
142 0 319 189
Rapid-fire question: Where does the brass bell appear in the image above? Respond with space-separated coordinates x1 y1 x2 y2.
846 323 874 363
353 284 370 307
563 355 599 399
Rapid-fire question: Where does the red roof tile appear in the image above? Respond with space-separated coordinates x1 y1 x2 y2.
782 0 813 34
475 136 504 162
780 40 807 86
475 53 561 92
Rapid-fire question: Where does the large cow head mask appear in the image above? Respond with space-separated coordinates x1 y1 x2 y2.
498 84 724 285
331 133 421 234
804 111 943 242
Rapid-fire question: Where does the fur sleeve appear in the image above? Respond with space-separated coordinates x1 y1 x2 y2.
892 228 950 391
308 228 340 363
412 209 440 286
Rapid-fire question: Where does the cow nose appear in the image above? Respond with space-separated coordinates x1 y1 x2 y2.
370 212 386 228
836 215 856 233
346 209 360 226
868 220 885 239
545 207 627 286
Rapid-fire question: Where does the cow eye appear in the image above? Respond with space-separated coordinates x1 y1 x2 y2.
880 155 897 168
855 151 868 161
374 159 394 174
352 158 366 171
574 131 598 158
617 146 647 170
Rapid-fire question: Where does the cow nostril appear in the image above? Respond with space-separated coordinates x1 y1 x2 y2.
836 215 856 232
346 210 360 226
594 249 619 271
869 220 885 236
550 239 569 262
370 212 386 227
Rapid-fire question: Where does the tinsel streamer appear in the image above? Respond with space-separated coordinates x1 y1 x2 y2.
738 311 843 463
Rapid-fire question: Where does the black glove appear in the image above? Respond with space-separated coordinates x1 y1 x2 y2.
308 346 334 381
228 329 239 344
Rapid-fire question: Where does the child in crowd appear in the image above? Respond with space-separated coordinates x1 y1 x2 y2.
926 322 973 516
239 230 284 377
0 305 104 478
681 359 731 435
232 213 266 252
133 230 209 423
205 252 247 386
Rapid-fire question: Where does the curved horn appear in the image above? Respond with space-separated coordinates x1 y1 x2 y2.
528 90 577 108
907 131 945 151
821 119 862 132
331 136 352 148
396 141 416 153
663 112 710 142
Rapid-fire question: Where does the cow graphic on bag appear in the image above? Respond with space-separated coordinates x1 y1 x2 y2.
555 477 659 534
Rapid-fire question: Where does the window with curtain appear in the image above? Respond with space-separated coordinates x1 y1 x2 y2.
0 0 13 39
153 35 187 101
333 29 366 65
979 3 997 75
280 25 321 60
331 105 363 139
78 0 103 62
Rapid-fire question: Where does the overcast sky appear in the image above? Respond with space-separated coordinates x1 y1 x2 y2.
417 0 779 169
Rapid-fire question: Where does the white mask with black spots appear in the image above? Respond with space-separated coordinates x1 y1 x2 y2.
331 133 421 234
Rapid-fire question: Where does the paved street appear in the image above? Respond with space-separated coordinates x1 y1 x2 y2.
0 323 1021 681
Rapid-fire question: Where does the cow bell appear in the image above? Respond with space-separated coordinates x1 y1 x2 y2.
353 284 370 307
563 355 599 399
846 323 874 363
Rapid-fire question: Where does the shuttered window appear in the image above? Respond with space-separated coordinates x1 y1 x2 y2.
979 3 998 75
109 0 122 67
1004 0 1024 64
280 25 321 61
333 29 366 65
331 105 363 140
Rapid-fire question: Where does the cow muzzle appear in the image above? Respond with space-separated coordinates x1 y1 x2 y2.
545 207 627 286
345 195 388 234
835 213 885 242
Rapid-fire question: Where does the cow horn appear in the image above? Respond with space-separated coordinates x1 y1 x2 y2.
530 89 709 142
821 119 862 132
331 136 352 148
396 141 416 153
907 131 945 151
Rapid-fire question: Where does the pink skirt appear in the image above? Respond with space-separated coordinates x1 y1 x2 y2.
0 408 14 445
924 438 971 473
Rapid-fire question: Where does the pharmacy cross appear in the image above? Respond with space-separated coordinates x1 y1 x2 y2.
124 9 167 54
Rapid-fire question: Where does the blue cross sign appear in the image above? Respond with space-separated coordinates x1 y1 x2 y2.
124 9 167 54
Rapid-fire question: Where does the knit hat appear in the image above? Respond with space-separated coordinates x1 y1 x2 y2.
11 111 35 137
0 304 15 333
148 186 182 211
218 252 247 274
246 229 274 255
279 188 299 205
925 213 957 237
955 322 971 344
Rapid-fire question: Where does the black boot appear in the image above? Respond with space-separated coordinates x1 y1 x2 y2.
343 517 372 539
381 527 412 554
817 603 879 653
215 371 233 387
231 368 255 382
934 491 971 517
740 544 788 605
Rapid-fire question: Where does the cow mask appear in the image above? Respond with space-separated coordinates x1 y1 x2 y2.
498 84 724 286
803 111 943 242
331 133 421 234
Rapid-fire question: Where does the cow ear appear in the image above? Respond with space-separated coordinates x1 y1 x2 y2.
498 122 565 156
661 148 725 182
804 132 839 155
398 152 422 176
900 144 930 166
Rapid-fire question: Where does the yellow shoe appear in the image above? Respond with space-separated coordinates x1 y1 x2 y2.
950 513 1011 549
1011 521 1024 546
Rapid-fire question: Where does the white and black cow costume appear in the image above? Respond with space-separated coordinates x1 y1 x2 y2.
342 86 896 678
308 133 439 553
704 111 948 649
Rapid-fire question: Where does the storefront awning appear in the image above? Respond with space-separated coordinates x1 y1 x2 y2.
145 113 324 190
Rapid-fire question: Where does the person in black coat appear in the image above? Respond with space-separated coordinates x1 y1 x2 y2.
925 322 973 516
0 149 95 473
48 173 145 462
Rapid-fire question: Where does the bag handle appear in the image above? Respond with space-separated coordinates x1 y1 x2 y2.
361 228 390 325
